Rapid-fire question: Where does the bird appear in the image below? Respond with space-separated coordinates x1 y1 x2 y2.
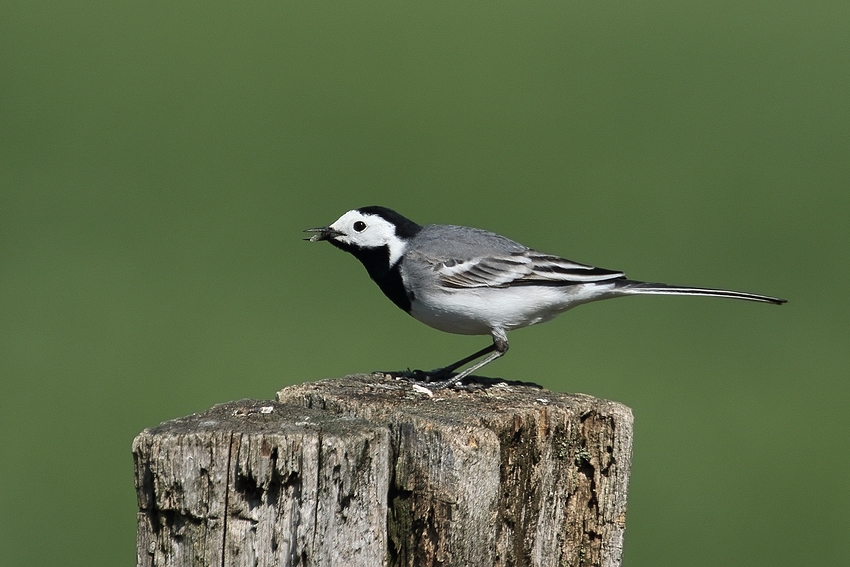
305 206 786 389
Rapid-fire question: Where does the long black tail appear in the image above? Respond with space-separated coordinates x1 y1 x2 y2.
615 280 787 305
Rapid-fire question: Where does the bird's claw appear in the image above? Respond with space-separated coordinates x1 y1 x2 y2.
378 368 463 387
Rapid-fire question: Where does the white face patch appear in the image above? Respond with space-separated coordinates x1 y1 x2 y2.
329 210 408 266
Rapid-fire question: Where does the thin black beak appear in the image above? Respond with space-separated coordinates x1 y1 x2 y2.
303 227 343 242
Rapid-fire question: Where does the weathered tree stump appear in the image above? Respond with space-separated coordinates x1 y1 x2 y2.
134 374 633 567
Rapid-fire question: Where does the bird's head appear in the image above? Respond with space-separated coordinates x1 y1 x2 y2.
305 206 422 266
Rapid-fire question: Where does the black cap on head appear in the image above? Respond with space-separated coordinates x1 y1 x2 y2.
356 206 423 239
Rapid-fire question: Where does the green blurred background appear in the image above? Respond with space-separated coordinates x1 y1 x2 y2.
1 1 847 565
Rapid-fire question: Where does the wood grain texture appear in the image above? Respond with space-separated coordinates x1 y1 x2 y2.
134 400 388 567
134 374 633 567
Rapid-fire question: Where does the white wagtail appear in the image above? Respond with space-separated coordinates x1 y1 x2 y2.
306 206 786 388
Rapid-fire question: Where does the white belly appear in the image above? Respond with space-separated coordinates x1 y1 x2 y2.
408 284 614 335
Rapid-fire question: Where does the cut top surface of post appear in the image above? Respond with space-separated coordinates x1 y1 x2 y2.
276 373 631 426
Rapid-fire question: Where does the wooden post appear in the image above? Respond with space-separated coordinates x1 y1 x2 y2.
134 374 633 567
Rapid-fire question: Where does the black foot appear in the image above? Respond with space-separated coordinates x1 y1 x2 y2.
376 369 543 391
378 368 462 388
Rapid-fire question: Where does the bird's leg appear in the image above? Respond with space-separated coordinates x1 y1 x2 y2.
430 344 497 377
427 329 509 389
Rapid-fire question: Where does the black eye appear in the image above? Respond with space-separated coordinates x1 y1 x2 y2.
353 221 367 232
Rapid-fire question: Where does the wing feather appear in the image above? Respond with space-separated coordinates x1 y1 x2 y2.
434 250 624 289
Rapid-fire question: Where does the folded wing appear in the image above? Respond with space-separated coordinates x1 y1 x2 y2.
435 251 625 289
